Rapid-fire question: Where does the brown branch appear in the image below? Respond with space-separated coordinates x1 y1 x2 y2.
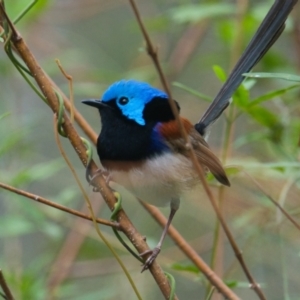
0 6 173 300
0 182 117 228
128 0 268 299
0 269 14 300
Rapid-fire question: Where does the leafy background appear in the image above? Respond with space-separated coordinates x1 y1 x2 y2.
0 0 300 299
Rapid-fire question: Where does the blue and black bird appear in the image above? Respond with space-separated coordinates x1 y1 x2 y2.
82 79 230 269
82 0 296 270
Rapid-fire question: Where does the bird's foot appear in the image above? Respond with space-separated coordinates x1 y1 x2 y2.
140 246 161 272
89 169 111 191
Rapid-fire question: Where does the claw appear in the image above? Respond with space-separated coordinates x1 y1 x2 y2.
140 246 161 272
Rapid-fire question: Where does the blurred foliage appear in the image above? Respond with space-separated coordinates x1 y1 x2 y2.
0 0 300 299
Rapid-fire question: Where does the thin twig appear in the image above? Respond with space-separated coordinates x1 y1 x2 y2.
0 269 14 300
208 0 249 297
55 59 75 123
128 1 267 299
0 182 116 228
244 172 300 231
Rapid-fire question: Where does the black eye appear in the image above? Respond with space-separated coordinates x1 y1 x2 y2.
118 97 129 105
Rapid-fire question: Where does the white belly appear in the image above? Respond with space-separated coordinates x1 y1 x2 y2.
107 152 199 207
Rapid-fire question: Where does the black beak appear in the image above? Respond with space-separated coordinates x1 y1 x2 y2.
82 99 109 109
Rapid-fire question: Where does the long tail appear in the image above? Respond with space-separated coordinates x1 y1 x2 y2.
195 0 298 136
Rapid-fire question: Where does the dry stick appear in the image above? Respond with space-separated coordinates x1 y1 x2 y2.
0 182 116 228
128 1 266 299
209 1 249 297
0 269 14 300
0 9 173 300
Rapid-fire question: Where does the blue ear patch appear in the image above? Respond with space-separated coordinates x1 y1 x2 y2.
102 80 168 125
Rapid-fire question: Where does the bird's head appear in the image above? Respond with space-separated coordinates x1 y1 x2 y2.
82 80 179 126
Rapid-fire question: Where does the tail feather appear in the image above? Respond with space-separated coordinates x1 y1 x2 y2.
196 0 297 136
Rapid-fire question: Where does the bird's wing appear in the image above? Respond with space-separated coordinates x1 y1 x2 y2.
158 118 230 186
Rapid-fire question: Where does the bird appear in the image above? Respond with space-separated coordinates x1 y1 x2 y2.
82 0 296 271
82 79 230 270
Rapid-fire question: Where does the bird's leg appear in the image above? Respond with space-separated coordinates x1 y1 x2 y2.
140 198 180 272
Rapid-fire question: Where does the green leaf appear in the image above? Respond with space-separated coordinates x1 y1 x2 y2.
171 263 200 274
233 84 250 108
243 72 300 82
172 82 212 102
225 280 238 288
213 65 227 82
247 106 279 128
248 84 300 108
6 0 50 24
169 4 236 24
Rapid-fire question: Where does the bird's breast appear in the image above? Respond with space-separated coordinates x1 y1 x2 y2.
102 152 199 207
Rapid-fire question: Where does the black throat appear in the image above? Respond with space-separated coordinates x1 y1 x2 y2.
97 97 180 162
97 109 157 161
